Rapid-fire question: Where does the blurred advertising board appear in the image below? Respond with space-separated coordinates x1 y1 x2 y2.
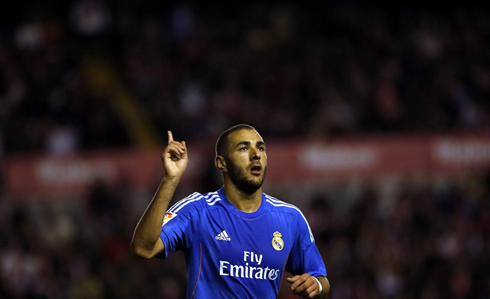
5 132 490 198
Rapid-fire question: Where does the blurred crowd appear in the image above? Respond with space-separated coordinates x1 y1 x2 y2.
305 173 490 298
1 1 490 298
1 1 490 154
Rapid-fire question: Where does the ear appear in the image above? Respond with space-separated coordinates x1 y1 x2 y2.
215 156 227 172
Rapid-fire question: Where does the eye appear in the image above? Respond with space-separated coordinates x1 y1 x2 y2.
258 146 265 151
239 147 247 151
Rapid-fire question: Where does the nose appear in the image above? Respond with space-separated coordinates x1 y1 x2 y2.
251 148 261 160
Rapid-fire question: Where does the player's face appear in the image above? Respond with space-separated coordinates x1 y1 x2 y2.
224 129 268 194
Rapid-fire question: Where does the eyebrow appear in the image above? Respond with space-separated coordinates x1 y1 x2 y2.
234 141 265 148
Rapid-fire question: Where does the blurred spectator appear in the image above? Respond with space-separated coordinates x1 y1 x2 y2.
69 0 111 37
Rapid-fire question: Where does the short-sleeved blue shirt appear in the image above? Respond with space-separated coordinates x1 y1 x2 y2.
160 188 327 298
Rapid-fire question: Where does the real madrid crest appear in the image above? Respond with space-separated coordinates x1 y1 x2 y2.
272 231 284 251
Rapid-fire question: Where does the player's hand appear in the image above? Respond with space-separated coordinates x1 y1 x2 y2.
287 274 321 298
162 131 188 178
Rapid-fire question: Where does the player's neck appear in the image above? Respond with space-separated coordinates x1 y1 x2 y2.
223 184 262 213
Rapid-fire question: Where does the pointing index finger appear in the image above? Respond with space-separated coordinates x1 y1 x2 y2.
168 131 174 144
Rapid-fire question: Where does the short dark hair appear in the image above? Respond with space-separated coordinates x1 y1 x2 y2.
215 124 256 157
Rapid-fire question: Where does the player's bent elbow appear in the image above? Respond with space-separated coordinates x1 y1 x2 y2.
130 241 153 259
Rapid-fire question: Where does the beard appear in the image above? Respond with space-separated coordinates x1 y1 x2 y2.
225 158 267 194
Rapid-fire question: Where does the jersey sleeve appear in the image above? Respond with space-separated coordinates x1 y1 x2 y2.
286 209 327 277
158 192 202 258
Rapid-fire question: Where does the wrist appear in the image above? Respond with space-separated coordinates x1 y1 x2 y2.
311 276 322 297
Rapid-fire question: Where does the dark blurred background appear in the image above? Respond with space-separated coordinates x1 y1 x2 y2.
1 1 490 298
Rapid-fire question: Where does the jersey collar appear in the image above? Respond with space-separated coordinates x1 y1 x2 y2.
217 187 267 218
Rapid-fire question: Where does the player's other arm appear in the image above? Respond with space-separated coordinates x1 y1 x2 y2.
130 131 188 259
317 276 330 298
287 274 330 298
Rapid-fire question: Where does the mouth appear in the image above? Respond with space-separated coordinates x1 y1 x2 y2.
250 164 262 175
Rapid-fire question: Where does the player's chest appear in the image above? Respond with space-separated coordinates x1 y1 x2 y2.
196 210 293 268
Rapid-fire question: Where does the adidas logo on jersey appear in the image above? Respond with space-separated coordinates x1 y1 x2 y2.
215 230 231 241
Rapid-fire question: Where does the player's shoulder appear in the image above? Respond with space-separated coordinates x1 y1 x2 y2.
166 191 221 214
263 193 304 216
264 193 315 242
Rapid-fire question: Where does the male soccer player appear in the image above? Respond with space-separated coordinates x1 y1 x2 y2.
131 124 330 298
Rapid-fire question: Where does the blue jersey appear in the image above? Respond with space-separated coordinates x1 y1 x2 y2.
159 188 327 299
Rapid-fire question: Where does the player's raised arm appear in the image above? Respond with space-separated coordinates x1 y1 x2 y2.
130 131 188 259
